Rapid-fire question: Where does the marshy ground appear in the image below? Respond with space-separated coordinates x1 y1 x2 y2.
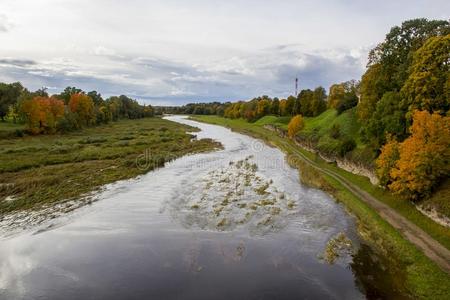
0 118 221 227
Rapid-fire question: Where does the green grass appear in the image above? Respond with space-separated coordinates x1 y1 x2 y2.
191 115 450 299
0 121 26 139
0 118 221 214
260 109 376 165
254 115 290 129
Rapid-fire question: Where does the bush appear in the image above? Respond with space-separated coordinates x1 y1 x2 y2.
15 129 24 137
57 112 80 133
287 115 304 138
338 137 356 156
336 93 358 114
330 124 340 139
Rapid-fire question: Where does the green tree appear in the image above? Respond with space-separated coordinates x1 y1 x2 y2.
367 92 407 146
271 97 280 115
87 90 104 106
58 86 83 104
311 86 327 116
0 82 25 121
285 96 296 116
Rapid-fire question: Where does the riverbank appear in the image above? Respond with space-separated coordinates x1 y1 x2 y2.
191 115 450 299
0 118 221 215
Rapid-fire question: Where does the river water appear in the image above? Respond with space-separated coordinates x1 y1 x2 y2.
0 116 395 299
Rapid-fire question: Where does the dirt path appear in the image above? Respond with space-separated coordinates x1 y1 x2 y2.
276 138 450 274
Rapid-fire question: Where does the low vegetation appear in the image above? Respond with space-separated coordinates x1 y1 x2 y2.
0 118 221 214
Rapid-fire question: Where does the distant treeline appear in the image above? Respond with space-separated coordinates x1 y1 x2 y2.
0 85 156 135
161 84 349 121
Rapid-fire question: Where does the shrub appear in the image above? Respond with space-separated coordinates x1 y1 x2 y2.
330 124 341 139
287 115 304 138
338 137 356 156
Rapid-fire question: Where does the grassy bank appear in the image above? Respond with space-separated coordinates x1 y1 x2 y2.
233 112 450 250
0 118 221 214
191 115 450 299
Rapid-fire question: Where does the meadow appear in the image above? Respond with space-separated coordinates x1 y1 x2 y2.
0 118 220 214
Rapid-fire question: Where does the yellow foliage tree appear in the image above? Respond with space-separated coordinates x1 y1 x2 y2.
328 83 346 109
375 135 400 186
69 93 95 126
20 96 64 134
287 115 304 138
386 110 450 200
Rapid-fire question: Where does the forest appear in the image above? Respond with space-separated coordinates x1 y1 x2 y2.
171 18 450 204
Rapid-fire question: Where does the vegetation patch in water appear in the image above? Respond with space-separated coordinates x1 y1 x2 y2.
321 232 353 264
173 156 296 234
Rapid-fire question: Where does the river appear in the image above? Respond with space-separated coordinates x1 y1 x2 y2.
0 116 398 299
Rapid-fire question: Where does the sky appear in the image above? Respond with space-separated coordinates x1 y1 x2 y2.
0 0 449 106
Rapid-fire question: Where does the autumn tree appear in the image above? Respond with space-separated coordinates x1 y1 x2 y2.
69 93 95 126
383 111 450 200
357 64 388 121
279 99 287 116
328 83 346 109
328 80 359 114
256 98 270 117
287 115 304 138
375 135 400 186
20 96 64 134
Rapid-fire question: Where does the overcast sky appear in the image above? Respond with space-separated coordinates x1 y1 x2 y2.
0 0 448 105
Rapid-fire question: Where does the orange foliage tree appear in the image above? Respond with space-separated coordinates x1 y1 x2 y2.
377 110 450 200
375 135 400 186
20 96 64 134
287 115 304 138
69 93 95 126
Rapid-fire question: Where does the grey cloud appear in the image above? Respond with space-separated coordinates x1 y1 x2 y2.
0 59 37 67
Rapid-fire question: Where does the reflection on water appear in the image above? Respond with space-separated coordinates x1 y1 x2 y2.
0 116 401 299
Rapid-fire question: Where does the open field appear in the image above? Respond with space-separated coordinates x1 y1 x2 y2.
0 118 221 214
191 115 450 299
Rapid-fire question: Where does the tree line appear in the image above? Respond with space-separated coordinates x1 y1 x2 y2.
170 85 336 122
0 84 155 135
